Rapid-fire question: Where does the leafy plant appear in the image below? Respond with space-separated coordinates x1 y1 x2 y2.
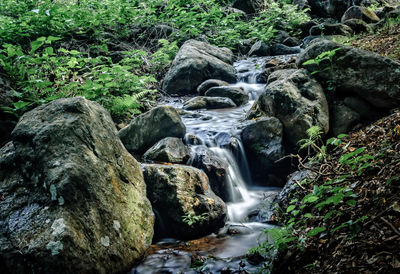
182 211 208 227
302 48 341 75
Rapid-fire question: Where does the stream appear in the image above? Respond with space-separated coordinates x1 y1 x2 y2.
132 54 296 273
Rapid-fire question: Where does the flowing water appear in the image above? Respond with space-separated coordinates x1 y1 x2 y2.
133 55 296 273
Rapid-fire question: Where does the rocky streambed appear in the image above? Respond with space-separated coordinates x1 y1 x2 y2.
1 34 400 274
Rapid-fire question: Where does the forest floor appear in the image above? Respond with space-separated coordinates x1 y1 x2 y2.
273 109 400 273
351 22 400 60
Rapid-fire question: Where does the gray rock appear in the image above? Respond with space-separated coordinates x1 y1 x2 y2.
276 170 317 209
143 137 190 164
162 40 236 95
282 37 302 47
297 39 400 108
119 106 186 154
341 5 380 23
205 86 249 106
248 41 270 57
330 103 361 136
183 96 237 110
249 69 329 148
241 117 285 185
197 79 229 96
270 43 301 55
143 164 227 240
310 23 354 36
343 19 372 33
0 97 154 273
232 0 265 14
190 145 229 201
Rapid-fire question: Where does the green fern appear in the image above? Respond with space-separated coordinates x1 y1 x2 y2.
111 89 155 116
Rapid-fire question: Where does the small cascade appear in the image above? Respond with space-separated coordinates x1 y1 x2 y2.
134 55 296 273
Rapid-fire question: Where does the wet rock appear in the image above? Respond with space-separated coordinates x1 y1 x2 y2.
143 164 227 240
309 23 354 36
162 40 236 95
343 19 372 33
330 103 361 136
270 43 301 56
143 137 190 164
183 96 236 110
241 117 285 185
341 5 380 23
205 86 249 106
232 0 265 14
197 79 229 96
184 133 202 145
249 69 329 148
132 249 193 274
119 105 186 155
190 145 229 201
298 39 400 108
248 41 270 57
256 60 298 84
0 97 154 273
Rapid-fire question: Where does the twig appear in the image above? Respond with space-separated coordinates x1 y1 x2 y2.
380 217 400 236
292 179 306 190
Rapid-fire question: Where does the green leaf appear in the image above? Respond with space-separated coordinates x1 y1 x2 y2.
304 213 313 218
346 199 357 206
30 40 44 54
303 195 319 203
286 205 296 213
13 101 31 110
307 227 326 237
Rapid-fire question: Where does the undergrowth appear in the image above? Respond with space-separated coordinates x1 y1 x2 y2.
0 0 310 120
251 112 400 273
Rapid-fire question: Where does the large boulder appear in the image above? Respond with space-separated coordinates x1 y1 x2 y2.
0 97 154 273
143 164 227 240
204 86 249 106
248 69 329 148
232 0 265 14
241 117 285 185
119 106 186 155
341 5 380 23
143 137 190 164
162 40 236 95
297 40 400 108
190 145 229 201
183 96 236 110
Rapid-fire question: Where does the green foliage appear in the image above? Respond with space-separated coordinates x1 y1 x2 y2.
150 39 179 75
302 48 340 75
255 129 376 259
0 40 156 118
182 211 209 227
0 0 310 117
